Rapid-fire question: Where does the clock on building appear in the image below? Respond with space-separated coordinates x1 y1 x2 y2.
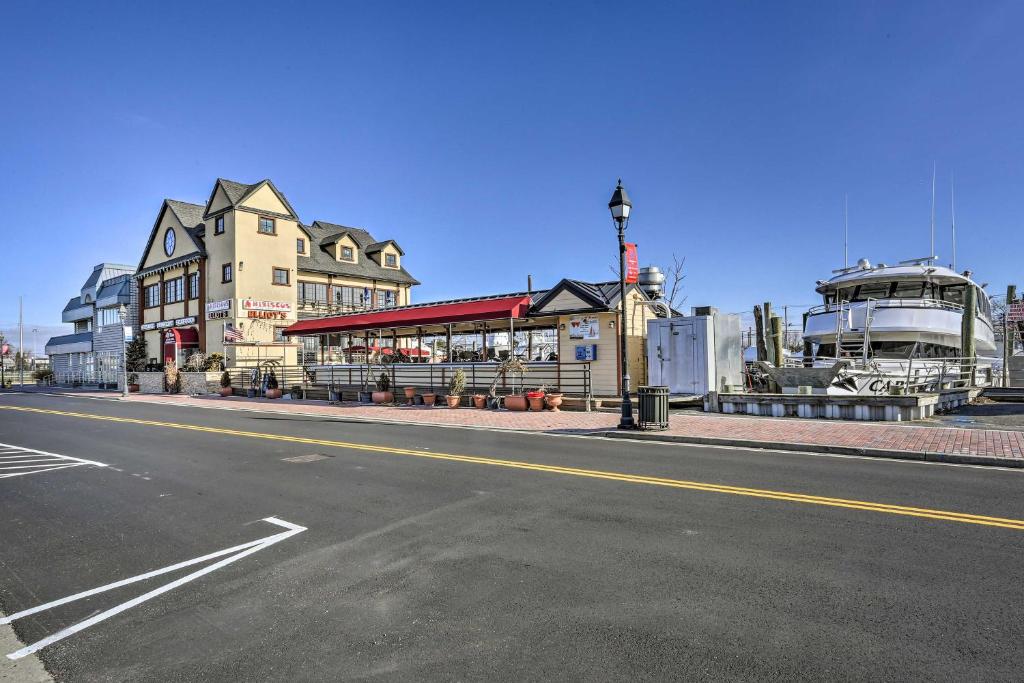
164 228 176 256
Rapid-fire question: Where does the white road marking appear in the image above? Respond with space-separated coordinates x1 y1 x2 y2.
5 517 306 660
0 442 107 479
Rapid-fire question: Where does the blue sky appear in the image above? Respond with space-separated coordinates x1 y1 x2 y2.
2 1 1021 350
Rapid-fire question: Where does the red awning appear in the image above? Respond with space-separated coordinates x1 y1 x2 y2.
283 295 532 336
163 327 200 347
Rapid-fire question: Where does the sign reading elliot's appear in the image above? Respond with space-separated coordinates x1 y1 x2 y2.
240 298 291 320
624 243 639 284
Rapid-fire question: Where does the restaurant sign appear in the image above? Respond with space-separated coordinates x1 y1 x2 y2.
240 299 291 312
206 299 232 320
141 315 197 331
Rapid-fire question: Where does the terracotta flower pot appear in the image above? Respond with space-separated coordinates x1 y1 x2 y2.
545 393 564 411
404 387 417 404
265 388 282 399
504 395 528 411
473 394 487 409
527 395 545 411
128 384 140 393
372 391 394 404
446 395 461 408
422 393 437 407
219 387 232 397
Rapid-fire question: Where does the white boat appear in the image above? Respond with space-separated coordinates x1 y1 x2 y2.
801 257 996 395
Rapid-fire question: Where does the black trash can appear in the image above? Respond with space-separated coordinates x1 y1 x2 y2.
637 385 670 431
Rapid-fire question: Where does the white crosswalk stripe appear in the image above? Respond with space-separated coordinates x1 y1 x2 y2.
0 442 107 479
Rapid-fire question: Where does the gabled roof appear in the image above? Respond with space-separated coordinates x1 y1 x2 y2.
299 220 420 285
531 279 650 312
203 178 299 220
365 239 404 256
62 296 88 313
134 199 207 276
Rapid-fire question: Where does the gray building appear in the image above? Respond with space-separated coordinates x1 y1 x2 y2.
45 263 138 386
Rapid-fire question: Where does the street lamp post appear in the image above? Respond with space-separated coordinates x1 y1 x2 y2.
608 179 635 429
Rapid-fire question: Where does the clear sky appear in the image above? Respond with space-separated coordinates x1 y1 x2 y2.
2 1 1022 350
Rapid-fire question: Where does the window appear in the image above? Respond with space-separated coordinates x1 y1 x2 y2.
222 263 233 283
297 237 305 254
272 267 290 286
298 281 327 304
892 281 926 299
376 290 396 308
98 308 121 327
941 284 966 307
258 216 276 235
340 246 354 261
384 253 397 267
851 282 890 301
214 215 225 235
188 272 199 299
334 285 368 310
144 284 160 308
75 319 91 333
164 277 184 303
274 327 288 343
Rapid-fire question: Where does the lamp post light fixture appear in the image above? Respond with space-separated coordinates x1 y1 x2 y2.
608 179 635 429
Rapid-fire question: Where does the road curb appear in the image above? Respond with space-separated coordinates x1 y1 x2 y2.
590 430 1024 469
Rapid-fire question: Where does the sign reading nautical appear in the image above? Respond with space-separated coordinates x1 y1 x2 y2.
240 298 291 321
624 243 639 284
206 299 232 320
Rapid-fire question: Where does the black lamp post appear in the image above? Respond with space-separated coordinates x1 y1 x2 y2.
609 179 635 429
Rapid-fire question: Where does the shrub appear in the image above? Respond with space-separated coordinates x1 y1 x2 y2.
164 362 180 393
220 371 231 388
376 372 391 392
206 353 225 371
448 368 466 396
266 371 279 390
32 368 54 382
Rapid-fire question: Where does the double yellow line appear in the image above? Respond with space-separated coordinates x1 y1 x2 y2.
4 404 1023 531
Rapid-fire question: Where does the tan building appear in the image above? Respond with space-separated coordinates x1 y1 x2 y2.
134 178 418 368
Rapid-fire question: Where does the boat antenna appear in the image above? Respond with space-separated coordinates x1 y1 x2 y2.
930 161 936 262
843 193 849 268
950 171 956 271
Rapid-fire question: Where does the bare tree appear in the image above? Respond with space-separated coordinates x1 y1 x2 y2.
609 252 687 311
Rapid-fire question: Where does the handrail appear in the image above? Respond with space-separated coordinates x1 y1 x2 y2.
807 298 965 316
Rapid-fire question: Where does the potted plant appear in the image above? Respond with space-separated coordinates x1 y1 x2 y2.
544 391 564 412
290 384 303 400
372 372 393 404
422 391 437 407
446 369 465 408
247 367 259 398
472 393 487 409
127 372 140 393
357 366 374 403
219 371 233 397
488 358 528 410
264 371 281 399
526 385 547 411
404 386 417 404
164 361 180 394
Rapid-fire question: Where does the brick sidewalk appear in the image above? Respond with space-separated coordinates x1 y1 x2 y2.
109 393 1024 463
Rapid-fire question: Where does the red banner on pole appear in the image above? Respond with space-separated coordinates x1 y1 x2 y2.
624 243 639 284
1 344 8 356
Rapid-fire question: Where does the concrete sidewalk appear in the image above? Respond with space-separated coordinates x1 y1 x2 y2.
22 389 1023 468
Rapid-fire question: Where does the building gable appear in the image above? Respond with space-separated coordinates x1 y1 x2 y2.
535 289 592 313
137 201 206 273
207 184 233 214
239 183 291 215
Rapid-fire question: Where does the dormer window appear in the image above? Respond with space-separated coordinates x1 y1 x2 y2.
385 253 397 268
341 246 354 261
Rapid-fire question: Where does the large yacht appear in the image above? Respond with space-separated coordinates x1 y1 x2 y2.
802 257 996 394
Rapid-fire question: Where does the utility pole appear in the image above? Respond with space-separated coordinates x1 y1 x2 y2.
1005 285 1017 388
19 296 24 389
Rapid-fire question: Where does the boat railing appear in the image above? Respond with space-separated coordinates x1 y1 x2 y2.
806 298 965 316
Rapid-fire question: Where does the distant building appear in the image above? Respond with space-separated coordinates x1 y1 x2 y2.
45 263 137 385
134 178 419 368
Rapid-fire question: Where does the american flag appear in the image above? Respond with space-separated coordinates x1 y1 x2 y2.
224 323 244 343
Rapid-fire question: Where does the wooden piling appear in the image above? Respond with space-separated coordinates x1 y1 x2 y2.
771 315 784 369
753 305 768 362
762 302 774 365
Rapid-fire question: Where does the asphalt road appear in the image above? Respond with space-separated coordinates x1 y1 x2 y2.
1 392 1023 681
